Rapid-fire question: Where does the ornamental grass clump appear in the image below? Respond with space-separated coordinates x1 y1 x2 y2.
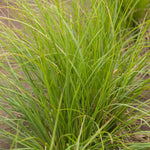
0 0 150 149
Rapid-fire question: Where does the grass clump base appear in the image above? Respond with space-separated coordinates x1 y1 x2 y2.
0 0 150 149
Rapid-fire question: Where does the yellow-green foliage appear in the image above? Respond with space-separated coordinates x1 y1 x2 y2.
121 0 149 21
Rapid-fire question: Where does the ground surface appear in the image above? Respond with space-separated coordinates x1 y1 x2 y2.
0 0 18 148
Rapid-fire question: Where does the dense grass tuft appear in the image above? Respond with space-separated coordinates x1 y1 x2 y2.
0 0 150 149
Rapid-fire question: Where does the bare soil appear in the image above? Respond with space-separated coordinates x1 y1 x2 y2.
0 0 21 148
